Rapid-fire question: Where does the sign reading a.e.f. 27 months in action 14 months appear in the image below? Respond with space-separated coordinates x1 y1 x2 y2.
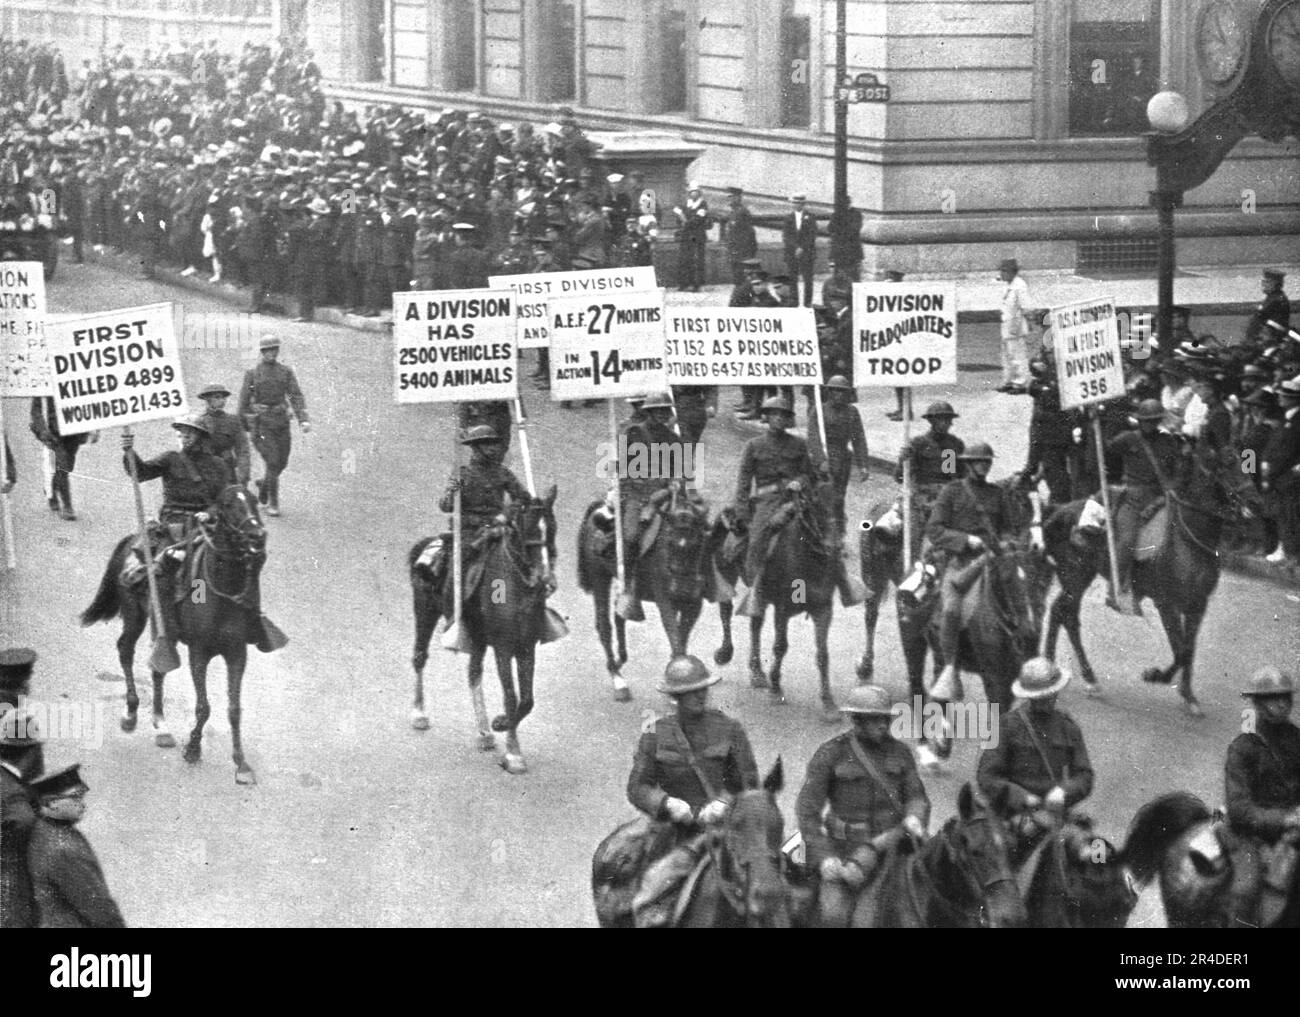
45 302 188 436
852 283 958 387
546 290 667 400
392 289 517 404
1049 297 1124 410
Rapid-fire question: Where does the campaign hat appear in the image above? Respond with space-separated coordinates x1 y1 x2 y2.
1012 658 1070 699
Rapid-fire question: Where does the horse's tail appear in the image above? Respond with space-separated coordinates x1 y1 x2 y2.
576 499 605 594
80 535 134 627
1119 791 1213 886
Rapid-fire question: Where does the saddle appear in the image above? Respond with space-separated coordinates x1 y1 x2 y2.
1134 503 1169 563
632 834 711 929
592 815 679 927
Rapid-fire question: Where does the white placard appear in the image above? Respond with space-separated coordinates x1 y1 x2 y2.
393 289 517 404
0 262 51 396
45 302 188 435
546 289 667 400
663 308 822 386
489 266 658 349
852 282 958 387
1049 296 1124 410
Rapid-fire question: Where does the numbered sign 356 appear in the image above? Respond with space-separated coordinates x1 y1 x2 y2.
546 290 668 400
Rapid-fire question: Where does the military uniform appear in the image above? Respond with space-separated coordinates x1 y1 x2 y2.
1024 371 1076 504
896 431 965 510
1248 289 1290 346
1 761 39 928
201 408 251 486
671 386 715 447
443 241 492 290
27 817 126 928
458 401 512 455
123 446 232 531
621 418 689 550
1225 723 1300 844
627 711 759 819
734 428 816 581
1106 428 1183 586
439 458 532 535
976 706 1094 814
237 359 309 510
811 399 868 534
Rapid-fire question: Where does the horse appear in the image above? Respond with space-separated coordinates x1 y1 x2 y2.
1120 791 1300 928
592 759 792 928
1015 815 1137 928
849 784 1027 928
1041 443 1247 716
409 488 557 774
576 483 713 700
80 485 270 784
705 507 744 669
855 498 926 692
739 486 837 721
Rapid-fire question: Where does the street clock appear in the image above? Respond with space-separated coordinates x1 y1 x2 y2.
1196 0 1251 84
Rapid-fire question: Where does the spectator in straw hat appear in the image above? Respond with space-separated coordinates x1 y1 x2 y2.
997 257 1033 393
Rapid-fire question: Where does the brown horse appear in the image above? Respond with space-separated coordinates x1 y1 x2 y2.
409 488 557 774
576 482 714 700
1041 445 1245 716
80 485 271 784
1016 816 1137 927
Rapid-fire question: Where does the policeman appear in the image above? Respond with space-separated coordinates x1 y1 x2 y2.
26 764 126 928
1247 269 1290 347
810 375 869 536
1104 398 1183 613
237 335 311 517
198 382 251 486
796 684 929 927
926 442 1023 699
976 657 1093 861
719 185 757 285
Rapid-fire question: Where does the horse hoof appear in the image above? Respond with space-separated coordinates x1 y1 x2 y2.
501 753 528 775
1141 667 1169 685
182 744 201 765
120 713 138 733
612 677 632 703
713 646 734 666
235 766 257 786
750 673 769 690
1083 681 1102 698
409 709 430 731
490 714 510 733
155 728 176 749
1184 700 1205 719
477 732 496 752
768 689 787 706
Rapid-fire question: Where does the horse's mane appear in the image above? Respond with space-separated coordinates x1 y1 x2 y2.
1120 791 1213 885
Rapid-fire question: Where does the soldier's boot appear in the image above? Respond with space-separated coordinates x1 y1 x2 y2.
266 475 281 517
930 603 963 701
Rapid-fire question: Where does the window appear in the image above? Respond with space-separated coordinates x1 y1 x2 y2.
1068 0 1161 136
780 1 812 128
547 0 577 102
661 3 687 113
358 0 386 83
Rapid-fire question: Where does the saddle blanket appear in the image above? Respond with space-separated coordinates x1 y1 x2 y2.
1134 505 1169 563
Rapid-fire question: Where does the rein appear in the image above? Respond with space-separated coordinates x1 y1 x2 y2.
910 817 1019 928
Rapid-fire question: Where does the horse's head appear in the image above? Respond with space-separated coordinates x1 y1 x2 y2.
940 783 1027 928
1183 441 1255 521
212 484 265 562
714 759 790 927
987 543 1049 650
508 484 557 561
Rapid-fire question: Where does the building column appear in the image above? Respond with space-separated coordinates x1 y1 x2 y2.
744 0 784 128
623 1 665 114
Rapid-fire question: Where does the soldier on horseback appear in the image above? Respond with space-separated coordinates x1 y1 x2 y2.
925 442 1023 698
795 684 929 927
733 395 861 607
625 655 759 926
1103 398 1184 615
121 414 234 670
896 400 965 512
976 658 1094 863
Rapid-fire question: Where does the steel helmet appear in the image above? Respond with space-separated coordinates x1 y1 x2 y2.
197 382 231 399
760 395 794 415
258 334 282 351
1012 657 1070 699
1133 399 1164 421
922 400 958 419
640 390 676 411
958 441 995 462
840 684 894 716
1241 666 1295 698
658 655 720 696
172 413 211 435
825 375 853 391
461 424 501 445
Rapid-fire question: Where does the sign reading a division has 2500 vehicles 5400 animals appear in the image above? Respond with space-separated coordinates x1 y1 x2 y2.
1049 296 1124 410
663 308 822 386
489 266 658 350
852 282 958 387
392 289 517 404
0 261 50 397
546 289 667 400
44 302 188 436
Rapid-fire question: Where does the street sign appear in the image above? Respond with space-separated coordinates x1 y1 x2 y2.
546 289 667 400
837 72 891 103
392 289 517 404
663 308 822 387
852 282 958 387
489 266 658 350
1049 297 1125 410
0 261 51 396
44 302 188 435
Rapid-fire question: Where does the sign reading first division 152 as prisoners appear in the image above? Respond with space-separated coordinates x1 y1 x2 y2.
663 308 823 386
546 289 667 400
852 282 958 387
0 262 50 397
1049 296 1124 410
44 302 188 436
489 266 658 349
392 289 517 404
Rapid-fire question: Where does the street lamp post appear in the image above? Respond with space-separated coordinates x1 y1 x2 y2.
833 0 848 228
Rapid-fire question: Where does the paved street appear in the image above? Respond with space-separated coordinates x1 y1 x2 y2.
2 258 1298 927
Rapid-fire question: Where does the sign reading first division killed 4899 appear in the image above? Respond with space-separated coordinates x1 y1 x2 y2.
546 289 667 400
1049 296 1125 410
392 289 517 404
44 302 188 436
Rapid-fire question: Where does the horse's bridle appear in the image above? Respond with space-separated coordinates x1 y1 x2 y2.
912 815 1020 928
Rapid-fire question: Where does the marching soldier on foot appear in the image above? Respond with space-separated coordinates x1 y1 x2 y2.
810 375 868 536
198 383 251 486
796 684 929 927
238 335 311 517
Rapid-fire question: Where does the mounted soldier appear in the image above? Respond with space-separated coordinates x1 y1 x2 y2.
925 441 1023 699
457 400 512 457
796 684 929 927
121 414 234 671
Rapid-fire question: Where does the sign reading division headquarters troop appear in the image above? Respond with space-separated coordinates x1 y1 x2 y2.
0 261 50 397
546 289 667 400
663 308 823 386
44 302 188 435
392 289 517 404
490 266 658 350
852 282 959 387
1049 297 1125 410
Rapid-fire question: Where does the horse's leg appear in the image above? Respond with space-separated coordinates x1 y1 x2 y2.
118 588 147 733
656 586 685 658
151 666 176 748
748 611 768 689
410 579 438 730
226 642 256 784
467 645 494 751
857 589 881 684
499 643 531 775
1177 604 1207 719
1143 599 1184 689
768 607 789 706
614 610 628 666
714 597 735 666
815 605 836 722
592 577 619 675
1060 588 1100 691
182 648 212 764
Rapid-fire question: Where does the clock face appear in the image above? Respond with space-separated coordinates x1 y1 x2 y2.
1268 0 1300 89
1196 0 1249 84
